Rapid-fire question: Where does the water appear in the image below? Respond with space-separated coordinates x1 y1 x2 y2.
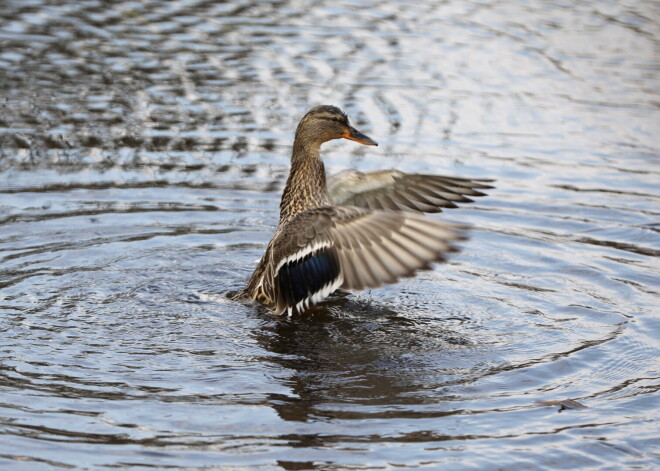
1 0 659 469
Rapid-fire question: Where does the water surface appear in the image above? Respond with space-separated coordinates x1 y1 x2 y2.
1 0 659 469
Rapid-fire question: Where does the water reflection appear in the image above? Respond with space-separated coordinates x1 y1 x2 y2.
255 301 481 423
1 0 659 469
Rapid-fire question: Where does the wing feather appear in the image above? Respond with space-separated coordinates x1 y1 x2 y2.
267 206 464 314
328 169 493 213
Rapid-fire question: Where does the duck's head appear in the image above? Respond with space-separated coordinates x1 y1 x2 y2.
295 105 378 148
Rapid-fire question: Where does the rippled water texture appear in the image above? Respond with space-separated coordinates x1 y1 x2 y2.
1 0 659 469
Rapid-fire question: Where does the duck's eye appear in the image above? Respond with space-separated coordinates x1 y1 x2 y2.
323 116 347 125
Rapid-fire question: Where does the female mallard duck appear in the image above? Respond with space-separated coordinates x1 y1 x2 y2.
235 105 491 315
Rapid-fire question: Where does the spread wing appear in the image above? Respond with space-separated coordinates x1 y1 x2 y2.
270 206 465 315
328 169 493 213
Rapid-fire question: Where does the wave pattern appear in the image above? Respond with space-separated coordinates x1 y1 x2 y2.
1 0 659 470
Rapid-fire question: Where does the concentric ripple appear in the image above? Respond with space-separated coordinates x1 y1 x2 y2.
1 0 659 470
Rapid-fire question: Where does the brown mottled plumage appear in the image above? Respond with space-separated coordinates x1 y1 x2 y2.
234 105 492 315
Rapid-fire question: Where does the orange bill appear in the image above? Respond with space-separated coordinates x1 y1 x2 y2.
342 126 378 146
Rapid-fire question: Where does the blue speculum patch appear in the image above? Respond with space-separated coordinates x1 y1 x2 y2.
277 249 340 307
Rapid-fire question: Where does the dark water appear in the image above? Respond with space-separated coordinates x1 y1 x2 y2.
1 0 659 469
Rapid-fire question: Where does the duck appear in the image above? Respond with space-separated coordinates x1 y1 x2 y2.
234 105 492 315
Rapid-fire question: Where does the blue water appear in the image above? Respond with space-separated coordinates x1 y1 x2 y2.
1 0 659 469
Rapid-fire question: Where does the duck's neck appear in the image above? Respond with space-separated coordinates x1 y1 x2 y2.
279 141 331 225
